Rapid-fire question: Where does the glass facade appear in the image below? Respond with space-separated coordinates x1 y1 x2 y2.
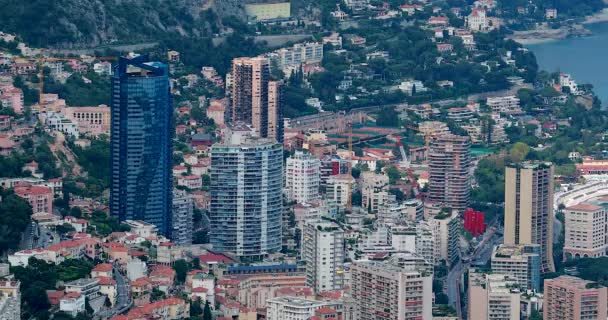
210 139 283 258
110 56 173 236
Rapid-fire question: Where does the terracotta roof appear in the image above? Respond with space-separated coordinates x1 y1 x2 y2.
93 263 113 272
96 276 116 286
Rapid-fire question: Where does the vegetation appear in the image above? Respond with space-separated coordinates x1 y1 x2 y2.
71 136 111 191
0 188 33 255
45 71 111 106
11 258 93 319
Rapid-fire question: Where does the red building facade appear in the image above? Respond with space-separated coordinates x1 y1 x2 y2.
463 208 486 237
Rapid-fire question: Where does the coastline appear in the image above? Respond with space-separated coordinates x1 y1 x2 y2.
508 9 608 45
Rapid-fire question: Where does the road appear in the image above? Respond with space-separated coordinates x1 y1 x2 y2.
95 264 132 319
446 222 500 319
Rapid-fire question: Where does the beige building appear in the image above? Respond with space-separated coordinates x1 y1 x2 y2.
232 57 270 137
350 260 432 320
325 174 355 210
504 162 555 273
544 275 607 320
62 105 111 136
491 244 541 291
468 270 520 320
431 211 460 266
564 202 607 259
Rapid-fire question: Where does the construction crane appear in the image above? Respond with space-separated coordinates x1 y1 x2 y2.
14 51 117 105
346 121 353 212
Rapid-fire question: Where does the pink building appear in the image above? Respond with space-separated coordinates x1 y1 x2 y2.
62 106 111 136
0 86 24 114
544 276 607 320
14 185 53 214
177 175 203 190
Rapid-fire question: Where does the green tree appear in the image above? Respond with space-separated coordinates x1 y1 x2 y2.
0 189 33 254
384 166 402 184
173 259 189 283
509 142 530 163
203 300 213 320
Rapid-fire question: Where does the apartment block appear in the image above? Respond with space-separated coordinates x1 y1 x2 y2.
360 171 390 213
504 162 555 273
564 202 607 259
350 260 432 320
285 151 321 204
544 276 607 320
302 220 345 293
468 270 520 320
491 244 541 291
428 134 471 211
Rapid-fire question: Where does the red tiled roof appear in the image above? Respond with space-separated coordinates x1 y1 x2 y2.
96 276 116 286
93 263 113 272
567 203 603 212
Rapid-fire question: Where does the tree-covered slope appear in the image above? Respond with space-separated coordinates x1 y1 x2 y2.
0 0 244 47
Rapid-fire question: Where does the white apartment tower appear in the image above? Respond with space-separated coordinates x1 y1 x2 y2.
302 220 345 293
285 151 321 204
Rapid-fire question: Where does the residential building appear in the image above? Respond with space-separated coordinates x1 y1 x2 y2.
468 270 521 320
564 203 607 259
431 212 460 265
110 55 173 236
491 244 541 292
0 281 20 320
544 276 607 320
172 189 193 245
14 185 53 214
124 220 158 238
302 220 344 293
325 174 355 210
428 134 472 211
209 130 283 258
360 171 390 213
266 297 343 320
232 57 270 137
267 80 284 142
206 98 227 126
466 8 490 32
350 260 433 320
504 162 555 273
272 42 324 69
487 96 521 114
285 151 321 204
62 105 111 136
60 292 86 317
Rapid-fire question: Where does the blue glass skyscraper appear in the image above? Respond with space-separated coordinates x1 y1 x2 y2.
110 55 173 236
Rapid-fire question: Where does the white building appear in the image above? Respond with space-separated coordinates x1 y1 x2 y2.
93 62 112 75
127 259 148 281
285 151 321 204
43 111 79 137
302 220 345 293
272 42 323 69
564 203 608 259
491 244 541 292
344 0 369 11
60 292 86 317
466 8 490 32
487 95 521 114
172 189 194 245
399 79 428 96
360 172 390 214
325 174 355 210
266 297 343 320
124 220 159 238
559 73 580 95
431 212 460 265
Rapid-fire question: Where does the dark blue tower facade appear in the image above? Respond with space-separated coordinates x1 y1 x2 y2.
110 56 173 236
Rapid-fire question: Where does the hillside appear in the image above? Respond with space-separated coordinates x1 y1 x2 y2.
0 0 244 48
